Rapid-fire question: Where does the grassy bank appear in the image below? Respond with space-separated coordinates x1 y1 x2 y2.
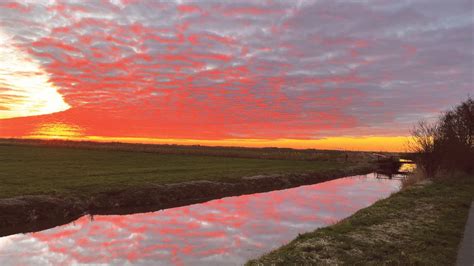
248 175 474 265
0 143 368 199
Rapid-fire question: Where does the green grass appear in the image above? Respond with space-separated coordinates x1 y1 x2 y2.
248 176 474 265
0 144 363 199
0 138 383 161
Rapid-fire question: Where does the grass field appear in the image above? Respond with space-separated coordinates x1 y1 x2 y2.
0 143 366 199
248 175 474 265
0 138 382 161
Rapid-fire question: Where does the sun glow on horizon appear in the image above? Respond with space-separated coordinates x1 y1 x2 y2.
28 122 84 139
0 1 471 155
22 131 409 152
0 30 70 119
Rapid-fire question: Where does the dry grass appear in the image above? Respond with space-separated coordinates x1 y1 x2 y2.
401 169 426 189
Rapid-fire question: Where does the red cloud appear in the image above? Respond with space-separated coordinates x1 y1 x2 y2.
2 1 470 141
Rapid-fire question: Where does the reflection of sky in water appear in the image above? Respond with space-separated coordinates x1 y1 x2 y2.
399 162 416 173
0 174 400 265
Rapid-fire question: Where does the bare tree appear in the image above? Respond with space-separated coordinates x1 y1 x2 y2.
409 120 441 178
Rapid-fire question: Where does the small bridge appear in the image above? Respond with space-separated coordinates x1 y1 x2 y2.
373 155 416 179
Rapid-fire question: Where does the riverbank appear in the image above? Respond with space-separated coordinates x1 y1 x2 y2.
248 175 474 265
0 143 375 236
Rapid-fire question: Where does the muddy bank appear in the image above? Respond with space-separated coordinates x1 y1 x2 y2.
0 166 374 237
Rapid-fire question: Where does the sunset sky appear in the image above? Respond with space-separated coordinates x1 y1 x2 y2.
0 0 472 152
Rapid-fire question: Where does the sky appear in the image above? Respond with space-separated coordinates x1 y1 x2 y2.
0 0 473 151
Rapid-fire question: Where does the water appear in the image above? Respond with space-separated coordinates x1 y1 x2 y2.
0 173 401 265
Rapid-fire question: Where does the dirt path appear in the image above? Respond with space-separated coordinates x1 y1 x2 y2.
457 201 474 266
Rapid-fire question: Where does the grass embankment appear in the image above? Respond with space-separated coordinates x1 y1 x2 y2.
249 176 474 265
0 143 367 199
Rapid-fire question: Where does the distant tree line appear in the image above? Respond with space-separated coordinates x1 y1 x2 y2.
410 97 473 178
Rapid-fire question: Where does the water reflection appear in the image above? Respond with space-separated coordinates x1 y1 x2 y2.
0 174 400 265
399 162 416 173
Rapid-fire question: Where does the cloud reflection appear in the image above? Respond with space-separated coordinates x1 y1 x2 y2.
0 174 400 266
